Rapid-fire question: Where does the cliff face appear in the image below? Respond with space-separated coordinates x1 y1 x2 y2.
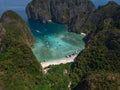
26 0 120 34
72 25 120 89
26 0 51 23
0 23 6 51
68 1 120 34
71 2 120 90
1 10 35 47
50 0 95 24
26 0 95 32
74 73 120 90
0 11 42 90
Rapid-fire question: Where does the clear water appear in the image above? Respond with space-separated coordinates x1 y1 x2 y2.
28 19 85 61
0 0 120 62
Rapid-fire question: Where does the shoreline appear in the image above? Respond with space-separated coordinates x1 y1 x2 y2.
41 55 78 68
40 32 86 69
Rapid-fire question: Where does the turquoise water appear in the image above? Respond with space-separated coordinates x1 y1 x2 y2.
0 0 120 62
28 19 85 61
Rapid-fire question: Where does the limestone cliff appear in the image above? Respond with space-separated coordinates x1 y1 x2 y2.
50 0 95 24
78 1 120 34
0 11 42 90
26 0 95 33
26 0 51 23
0 23 6 51
71 2 120 90
1 10 35 47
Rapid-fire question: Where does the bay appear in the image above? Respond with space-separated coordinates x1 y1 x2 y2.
0 0 120 61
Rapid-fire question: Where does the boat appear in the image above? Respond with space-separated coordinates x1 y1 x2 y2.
36 30 41 33
81 33 86 36
48 20 52 22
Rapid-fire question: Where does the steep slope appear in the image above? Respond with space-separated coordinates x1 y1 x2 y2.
26 0 51 23
26 0 95 33
73 1 120 34
50 0 95 24
0 11 42 90
26 1 120 90
1 10 35 47
0 23 6 51
74 73 120 90
71 2 120 90
72 27 120 90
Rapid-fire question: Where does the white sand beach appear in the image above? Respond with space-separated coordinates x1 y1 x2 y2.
41 55 78 68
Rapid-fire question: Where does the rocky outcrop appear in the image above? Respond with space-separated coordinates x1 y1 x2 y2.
50 0 95 24
26 0 51 23
26 0 95 33
74 73 120 90
0 10 42 90
1 10 35 47
0 23 6 51
0 24 5 41
26 0 120 34
68 1 120 34
71 2 120 90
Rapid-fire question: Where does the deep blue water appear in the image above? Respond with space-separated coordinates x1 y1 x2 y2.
0 0 120 61
0 0 31 20
92 0 120 7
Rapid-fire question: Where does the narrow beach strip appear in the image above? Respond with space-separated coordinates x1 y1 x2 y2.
41 55 78 68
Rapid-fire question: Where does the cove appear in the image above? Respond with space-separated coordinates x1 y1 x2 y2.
28 19 85 61
0 0 120 62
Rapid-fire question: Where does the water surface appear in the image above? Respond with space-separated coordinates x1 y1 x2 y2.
28 20 85 61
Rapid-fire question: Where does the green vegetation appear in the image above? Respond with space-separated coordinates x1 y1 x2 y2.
0 10 43 90
1 1 120 90
0 39 43 90
1 10 35 47
71 5 120 89
0 10 71 90
74 73 120 90
72 1 120 34
34 63 72 90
